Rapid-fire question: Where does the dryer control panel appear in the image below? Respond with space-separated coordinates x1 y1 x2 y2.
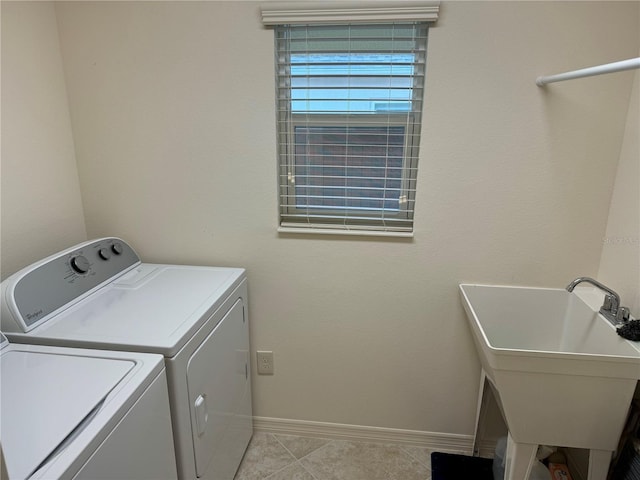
1 238 140 332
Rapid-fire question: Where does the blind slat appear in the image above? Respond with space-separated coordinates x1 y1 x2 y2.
281 214 415 222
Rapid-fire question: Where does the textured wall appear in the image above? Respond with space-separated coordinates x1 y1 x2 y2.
52 0 638 435
599 64 640 317
1 1 86 279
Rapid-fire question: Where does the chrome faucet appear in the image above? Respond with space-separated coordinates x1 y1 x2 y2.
566 277 630 326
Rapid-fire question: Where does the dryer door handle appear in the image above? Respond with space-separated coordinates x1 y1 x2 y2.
194 394 208 437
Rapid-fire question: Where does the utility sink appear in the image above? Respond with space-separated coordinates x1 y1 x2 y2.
459 284 640 480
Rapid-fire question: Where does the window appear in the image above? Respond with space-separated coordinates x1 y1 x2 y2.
273 22 429 235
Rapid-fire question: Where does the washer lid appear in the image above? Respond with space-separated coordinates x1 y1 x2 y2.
0 351 134 480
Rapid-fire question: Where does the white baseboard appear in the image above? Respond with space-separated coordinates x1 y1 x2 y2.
476 439 499 458
252 416 474 454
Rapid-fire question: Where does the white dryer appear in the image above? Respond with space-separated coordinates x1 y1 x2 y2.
0 333 177 480
1 238 253 480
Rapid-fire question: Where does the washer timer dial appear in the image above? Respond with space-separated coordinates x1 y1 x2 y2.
70 255 90 274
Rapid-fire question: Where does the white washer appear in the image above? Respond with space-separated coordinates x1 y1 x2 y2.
0 333 177 480
1 238 253 480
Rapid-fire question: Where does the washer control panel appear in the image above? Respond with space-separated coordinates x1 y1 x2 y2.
5 238 140 331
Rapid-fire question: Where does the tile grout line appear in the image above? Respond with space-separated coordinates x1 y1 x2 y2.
273 434 335 462
235 433 296 480
271 433 298 461
240 434 436 480
297 459 322 480
261 460 317 480
268 434 326 480
305 439 425 480
398 445 432 470
263 434 298 480
296 439 343 480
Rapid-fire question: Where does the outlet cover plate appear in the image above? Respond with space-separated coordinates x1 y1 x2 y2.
257 351 274 375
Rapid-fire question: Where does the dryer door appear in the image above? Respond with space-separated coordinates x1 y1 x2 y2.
186 298 251 479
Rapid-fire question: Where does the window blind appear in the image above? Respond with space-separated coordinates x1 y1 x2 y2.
275 23 428 234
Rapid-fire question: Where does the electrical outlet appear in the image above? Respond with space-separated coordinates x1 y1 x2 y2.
256 351 274 375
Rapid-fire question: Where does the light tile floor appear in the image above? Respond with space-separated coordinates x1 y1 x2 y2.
233 432 437 480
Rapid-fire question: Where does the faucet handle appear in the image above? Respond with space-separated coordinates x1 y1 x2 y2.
602 294 614 311
602 293 620 312
619 306 631 323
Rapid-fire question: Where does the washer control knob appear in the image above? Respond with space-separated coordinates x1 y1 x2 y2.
111 243 123 255
98 248 111 260
70 255 90 274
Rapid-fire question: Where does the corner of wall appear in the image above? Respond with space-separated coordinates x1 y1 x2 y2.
0 2 87 279
597 60 640 316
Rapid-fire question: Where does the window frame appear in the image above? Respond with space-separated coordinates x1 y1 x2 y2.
269 17 435 236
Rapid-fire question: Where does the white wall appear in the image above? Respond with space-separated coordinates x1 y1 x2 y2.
46 0 640 436
53 0 639 435
1 1 86 279
598 63 640 317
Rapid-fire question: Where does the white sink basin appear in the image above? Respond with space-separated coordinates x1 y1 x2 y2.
460 284 640 453
460 284 640 379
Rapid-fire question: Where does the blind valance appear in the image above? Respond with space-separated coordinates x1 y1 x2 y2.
261 1 440 26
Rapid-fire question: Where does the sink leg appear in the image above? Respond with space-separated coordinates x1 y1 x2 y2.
472 370 487 456
587 449 612 480
505 433 538 480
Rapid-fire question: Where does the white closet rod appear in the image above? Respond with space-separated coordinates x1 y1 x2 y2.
536 57 640 86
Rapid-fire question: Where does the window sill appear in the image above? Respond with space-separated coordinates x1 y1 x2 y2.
277 226 414 238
